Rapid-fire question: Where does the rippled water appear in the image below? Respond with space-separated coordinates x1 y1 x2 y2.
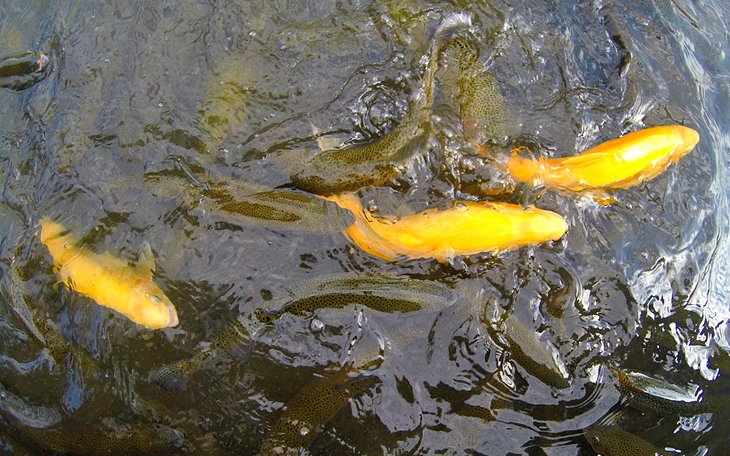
1 0 729 454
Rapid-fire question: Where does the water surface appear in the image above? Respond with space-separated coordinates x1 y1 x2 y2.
1 0 729 454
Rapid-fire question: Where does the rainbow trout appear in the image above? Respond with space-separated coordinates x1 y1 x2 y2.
583 424 671 456
439 34 507 145
485 309 570 389
1 261 97 377
151 273 455 391
609 365 719 416
144 170 354 234
281 13 474 195
0 381 184 455
198 53 253 152
258 369 379 455
259 332 384 455
1 262 45 344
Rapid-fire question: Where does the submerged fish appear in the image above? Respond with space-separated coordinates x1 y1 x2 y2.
493 313 570 389
38 218 179 329
11 419 184 456
253 272 456 323
1 262 45 344
280 13 473 195
0 261 97 377
259 369 379 455
198 54 253 152
0 380 184 455
326 193 567 263
144 171 354 234
259 333 383 455
439 35 507 145
506 125 700 193
583 424 671 456
0 381 62 429
0 50 50 91
609 366 718 416
151 273 454 391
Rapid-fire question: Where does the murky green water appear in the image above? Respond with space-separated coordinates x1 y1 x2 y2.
1 1 729 454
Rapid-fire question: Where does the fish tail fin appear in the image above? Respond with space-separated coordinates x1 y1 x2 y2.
38 217 74 248
433 12 474 49
421 13 474 107
38 217 65 243
150 360 192 392
38 217 78 267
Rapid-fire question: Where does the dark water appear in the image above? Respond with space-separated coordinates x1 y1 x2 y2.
1 0 729 454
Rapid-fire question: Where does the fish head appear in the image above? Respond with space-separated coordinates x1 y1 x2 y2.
129 281 179 329
673 125 700 159
583 426 609 454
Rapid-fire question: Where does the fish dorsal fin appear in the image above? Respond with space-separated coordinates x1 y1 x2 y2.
137 242 156 275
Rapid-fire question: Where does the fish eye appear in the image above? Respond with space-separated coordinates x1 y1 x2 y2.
145 291 161 304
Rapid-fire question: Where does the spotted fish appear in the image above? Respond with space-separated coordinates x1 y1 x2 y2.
198 54 253 152
583 424 671 456
144 171 354 234
486 311 570 389
259 332 384 455
9 419 184 456
1 262 45 344
281 13 475 195
609 365 719 416
258 369 378 455
253 272 456 323
439 35 507 145
1 260 97 377
151 273 455 391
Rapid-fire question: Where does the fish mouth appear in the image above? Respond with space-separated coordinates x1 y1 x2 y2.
678 126 700 152
167 304 179 327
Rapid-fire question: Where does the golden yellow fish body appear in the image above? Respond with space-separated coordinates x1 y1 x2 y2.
507 125 700 192
39 218 179 329
327 194 567 263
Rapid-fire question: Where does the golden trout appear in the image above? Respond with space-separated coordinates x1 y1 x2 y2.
507 125 699 192
38 218 178 329
326 193 567 262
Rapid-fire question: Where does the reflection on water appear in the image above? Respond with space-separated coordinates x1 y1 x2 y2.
1 0 729 454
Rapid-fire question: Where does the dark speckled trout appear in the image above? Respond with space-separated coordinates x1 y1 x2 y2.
277 13 474 195
150 273 456 392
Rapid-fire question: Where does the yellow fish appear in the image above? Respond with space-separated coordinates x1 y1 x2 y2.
39 218 179 329
326 194 567 263
506 125 699 192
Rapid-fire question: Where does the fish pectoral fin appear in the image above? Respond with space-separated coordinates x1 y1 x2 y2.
591 192 616 206
137 242 156 274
